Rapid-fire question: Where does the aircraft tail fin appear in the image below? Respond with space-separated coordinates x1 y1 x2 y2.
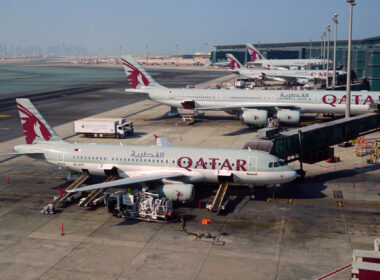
246 44 265 62
120 55 165 89
16 98 63 145
226 54 246 70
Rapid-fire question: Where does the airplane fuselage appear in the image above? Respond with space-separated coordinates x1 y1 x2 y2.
14 142 297 186
249 59 330 68
143 88 380 115
237 68 345 82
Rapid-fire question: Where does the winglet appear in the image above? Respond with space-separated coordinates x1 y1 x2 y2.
154 135 172 148
57 186 67 197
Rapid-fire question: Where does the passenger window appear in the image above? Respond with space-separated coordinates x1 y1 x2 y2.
269 162 273 168
274 162 280 168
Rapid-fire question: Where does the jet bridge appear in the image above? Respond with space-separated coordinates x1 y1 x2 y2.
244 110 380 167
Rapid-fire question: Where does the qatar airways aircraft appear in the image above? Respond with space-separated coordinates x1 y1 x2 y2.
246 44 329 69
3 99 297 200
226 53 344 85
121 55 379 127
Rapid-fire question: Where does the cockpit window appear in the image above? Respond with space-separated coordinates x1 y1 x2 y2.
269 161 285 168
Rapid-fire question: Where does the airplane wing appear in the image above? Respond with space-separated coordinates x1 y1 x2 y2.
154 135 172 148
196 104 301 111
0 152 44 156
67 171 183 193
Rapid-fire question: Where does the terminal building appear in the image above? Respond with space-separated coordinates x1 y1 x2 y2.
212 36 380 90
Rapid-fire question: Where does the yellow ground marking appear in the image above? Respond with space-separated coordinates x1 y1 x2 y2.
87 94 103 98
267 198 380 209
0 115 11 118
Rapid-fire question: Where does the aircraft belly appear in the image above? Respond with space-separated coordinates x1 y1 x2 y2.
239 171 295 185
156 100 182 108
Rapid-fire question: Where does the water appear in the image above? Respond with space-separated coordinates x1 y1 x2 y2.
0 64 125 95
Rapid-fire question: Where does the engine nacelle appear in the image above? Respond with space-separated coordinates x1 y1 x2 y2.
277 109 300 124
240 109 268 126
152 183 194 203
296 78 309 85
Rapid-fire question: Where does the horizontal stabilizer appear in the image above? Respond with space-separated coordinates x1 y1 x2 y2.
0 152 44 156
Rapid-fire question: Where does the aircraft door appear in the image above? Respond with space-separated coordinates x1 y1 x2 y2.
168 90 174 100
57 148 65 162
247 156 257 172
312 93 319 103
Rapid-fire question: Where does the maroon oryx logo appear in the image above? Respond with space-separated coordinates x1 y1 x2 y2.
17 102 52 144
247 46 263 62
227 55 241 70
175 189 183 199
121 58 150 88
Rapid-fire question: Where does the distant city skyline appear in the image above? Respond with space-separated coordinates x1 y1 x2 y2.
1 0 380 56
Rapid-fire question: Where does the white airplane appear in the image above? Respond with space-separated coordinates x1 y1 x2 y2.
4 99 297 201
209 60 230 68
121 55 380 127
246 44 329 69
226 53 345 85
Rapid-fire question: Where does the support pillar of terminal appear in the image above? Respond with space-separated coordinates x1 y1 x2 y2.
297 130 306 181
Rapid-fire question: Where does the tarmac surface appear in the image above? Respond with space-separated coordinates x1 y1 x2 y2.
0 69 380 280
0 68 226 142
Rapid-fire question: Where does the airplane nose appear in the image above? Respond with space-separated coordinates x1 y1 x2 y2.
280 170 298 183
289 170 298 181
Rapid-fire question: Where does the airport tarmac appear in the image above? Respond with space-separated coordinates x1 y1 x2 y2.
0 70 380 280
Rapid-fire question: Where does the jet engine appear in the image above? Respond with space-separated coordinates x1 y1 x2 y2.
296 78 309 85
277 109 300 124
152 183 194 203
240 109 268 126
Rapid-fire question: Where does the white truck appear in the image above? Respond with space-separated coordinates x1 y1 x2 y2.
74 118 134 139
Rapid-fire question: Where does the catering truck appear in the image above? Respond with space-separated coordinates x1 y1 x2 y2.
74 118 134 138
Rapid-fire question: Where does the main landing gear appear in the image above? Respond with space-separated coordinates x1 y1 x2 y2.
249 184 256 200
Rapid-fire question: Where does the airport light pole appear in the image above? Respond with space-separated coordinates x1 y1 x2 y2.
332 13 338 89
326 24 331 87
320 34 324 66
322 31 326 70
345 0 355 118
145 45 148 65
176 44 179 66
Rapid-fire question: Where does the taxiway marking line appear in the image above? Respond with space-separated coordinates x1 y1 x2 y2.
270 198 380 209
316 264 351 280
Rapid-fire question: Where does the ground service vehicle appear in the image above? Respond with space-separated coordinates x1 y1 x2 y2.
74 118 133 138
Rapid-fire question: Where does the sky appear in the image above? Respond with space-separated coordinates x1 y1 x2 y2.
1 0 379 55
